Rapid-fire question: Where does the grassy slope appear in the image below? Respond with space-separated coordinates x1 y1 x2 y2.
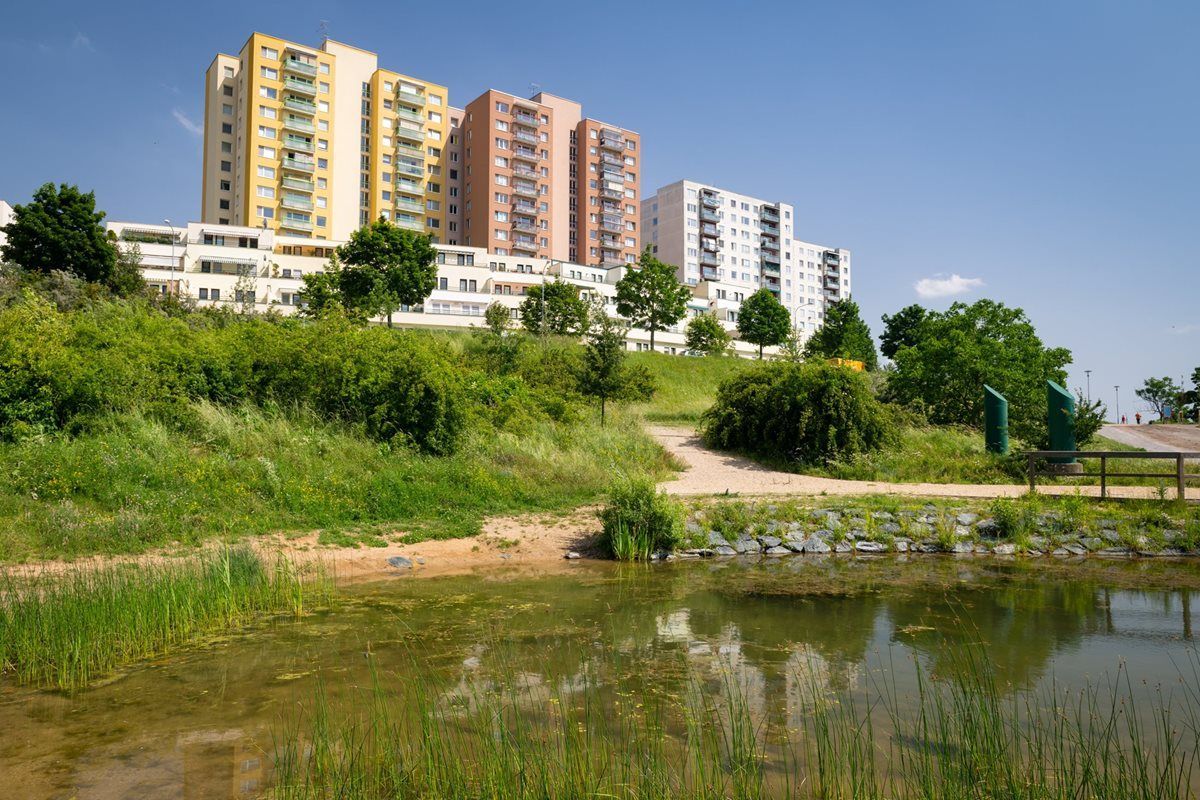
628 352 754 425
0 401 673 563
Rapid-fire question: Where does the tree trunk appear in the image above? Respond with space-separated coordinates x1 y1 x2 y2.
649 326 655 352
758 343 764 359
387 311 393 328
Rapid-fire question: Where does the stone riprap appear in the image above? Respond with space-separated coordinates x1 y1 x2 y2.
666 504 1198 562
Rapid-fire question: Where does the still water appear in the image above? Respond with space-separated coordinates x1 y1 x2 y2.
3 556 1199 798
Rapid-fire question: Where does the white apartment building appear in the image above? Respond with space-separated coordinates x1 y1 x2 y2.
641 180 851 337
0 200 13 249
105 219 762 357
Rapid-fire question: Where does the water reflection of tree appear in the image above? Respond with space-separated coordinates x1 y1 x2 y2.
886 578 1108 688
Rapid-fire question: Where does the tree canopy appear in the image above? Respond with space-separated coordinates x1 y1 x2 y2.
883 299 1071 445
334 218 438 326
614 249 691 350
1136 376 1181 419
880 304 927 360
735 288 791 358
685 312 731 356
1 183 118 284
802 299 878 370
519 279 589 336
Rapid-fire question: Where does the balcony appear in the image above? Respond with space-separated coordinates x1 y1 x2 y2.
513 111 540 127
700 224 718 238
511 239 538 253
280 215 313 232
282 176 314 192
396 108 424 123
512 165 538 179
396 88 426 106
283 135 314 153
702 239 719 253
599 130 625 151
512 219 536 233
599 166 625 183
511 148 539 163
284 77 317 97
599 241 622 253
823 251 841 265
395 141 425 158
394 160 424 177
599 186 624 201
760 236 779 251
281 157 315 173
281 194 313 211
599 153 624 167
761 205 780 221
394 125 424 143
395 215 424 231
601 203 624 216
600 220 623 234
700 192 720 209
511 182 538 198
699 209 719 223
395 196 423 212
395 178 423 195
700 252 719 267
701 267 719 281
513 129 538 145
760 221 779 235
762 261 780 275
282 116 315 134
284 57 318 77
284 96 316 115
512 204 538 218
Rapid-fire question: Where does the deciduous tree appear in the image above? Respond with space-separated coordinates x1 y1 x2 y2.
735 288 791 359
614 249 691 351
684 312 731 356
1136 376 1181 419
335 218 437 326
803 299 878 370
1 183 117 284
880 303 927 360
519 279 589 336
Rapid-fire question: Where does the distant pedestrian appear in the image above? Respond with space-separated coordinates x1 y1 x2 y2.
1135 412 1142 425
1121 415 1126 424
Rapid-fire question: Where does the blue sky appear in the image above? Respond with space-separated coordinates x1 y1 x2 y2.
2 0 1196 417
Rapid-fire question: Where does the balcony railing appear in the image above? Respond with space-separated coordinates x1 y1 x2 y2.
396 88 426 106
280 216 313 231
283 136 314 153
394 161 424 177
700 192 720 209
281 194 313 211
513 165 538 179
512 220 536 233
600 220 623 233
700 253 719 267
699 209 719 223
599 154 624 167
513 129 538 145
284 77 317 96
511 182 538 198
700 224 718 237
395 215 424 231
823 252 841 265
511 239 538 253
512 148 539 162
396 141 425 159
282 157 316 173
599 131 625 150
395 107 423 123
284 57 318 77
284 97 316 115
282 176 314 192
395 179 423 195
761 205 780 221
513 111 540 126
599 187 624 200
395 196 423 212
760 221 779 234
760 237 779 250
282 117 315 134
394 125 424 143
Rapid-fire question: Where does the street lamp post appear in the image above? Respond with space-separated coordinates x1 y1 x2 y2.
163 219 177 296
1084 370 1092 404
1114 385 1120 425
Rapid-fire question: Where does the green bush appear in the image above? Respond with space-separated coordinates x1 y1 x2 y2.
700 362 897 466
598 478 682 560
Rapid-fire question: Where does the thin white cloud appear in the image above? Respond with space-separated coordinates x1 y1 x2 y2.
1169 323 1199 336
71 32 94 52
914 273 985 299
172 109 203 137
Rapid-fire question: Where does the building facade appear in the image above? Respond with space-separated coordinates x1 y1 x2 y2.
460 91 640 267
641 179 850 337
107 218 760 357
201 33 451 243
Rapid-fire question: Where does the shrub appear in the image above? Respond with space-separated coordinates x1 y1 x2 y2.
598 478 682 560
700 362 897 466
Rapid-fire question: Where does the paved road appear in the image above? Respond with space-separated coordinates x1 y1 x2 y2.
1102 424 1200 455
650 427 1186 500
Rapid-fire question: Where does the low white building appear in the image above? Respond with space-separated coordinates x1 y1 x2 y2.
105 219 763 357
0 200 13 250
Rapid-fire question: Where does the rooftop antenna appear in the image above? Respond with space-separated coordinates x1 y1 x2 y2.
318 20 330 42
529 82 541 99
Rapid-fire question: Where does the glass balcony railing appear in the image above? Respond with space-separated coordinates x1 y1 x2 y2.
395 178 422 195
511 239 538 252
395 215 424 231
700 193 720 209
761 205 780 220
395 141 425 158
699 210 719 223
396 89 426 106
700 224 718 237
394 161 424 177
280 215 313 231
394 125 424 142
700 253 719 266
513 165 538 179
512 148 539 162
395 196 423 212
284 57 318 77
281 194 313 211
512 220 536 233
512 200 537 214
284 77 317 96
513 129 538 145
513 111 540 126
284 136 314 153
511 183 538 198
284 97 316 115
760 221 780 234
760 236 779 250
282 176 314 192
395 108 423 123
281 157 315 173
599 187 624 200
282 116 315 134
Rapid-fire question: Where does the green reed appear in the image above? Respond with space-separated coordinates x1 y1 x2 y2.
0 547 331 691
271 648 1200 800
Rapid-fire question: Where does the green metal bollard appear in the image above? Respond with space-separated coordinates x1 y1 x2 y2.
1046 380 1076 464
984 385 1009 455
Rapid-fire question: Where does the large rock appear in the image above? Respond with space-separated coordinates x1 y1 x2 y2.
799 537 831 554
992 543 1016 555
713 545 738 556
765 546 791 555
1080 537 1104 552
957 512 980 526
833 541 853 553
760 535 783 549
707 531 730 548
855 541 887 553
975 519 1000 538
894 539 911 553
950 541 974 554
1062 543 1087 556
387 556 413 569
880 521 902 535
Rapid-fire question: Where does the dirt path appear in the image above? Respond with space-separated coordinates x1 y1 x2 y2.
1102 424 1200 455
649 426 1187 500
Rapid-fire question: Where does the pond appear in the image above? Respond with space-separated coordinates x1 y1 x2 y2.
3 555 1200 798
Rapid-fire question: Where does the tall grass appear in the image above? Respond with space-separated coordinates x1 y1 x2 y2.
628 351 754 425
0 547 331 690
270 650 1200 799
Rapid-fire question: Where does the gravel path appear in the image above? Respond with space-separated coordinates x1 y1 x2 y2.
650 427 1184 500
1102 424 1200 456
